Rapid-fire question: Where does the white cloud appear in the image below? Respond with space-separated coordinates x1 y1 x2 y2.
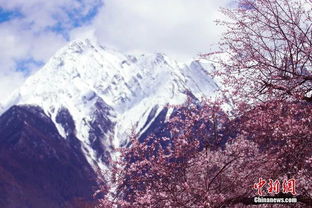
0 0 101 101
29 32 67 61
84 0 232 61
0 72 24 103
0 19 67 102
0 0 102 31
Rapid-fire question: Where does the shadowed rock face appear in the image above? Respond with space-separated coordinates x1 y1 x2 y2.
0 105 100 208
88 99 115 166
139 107 170 143
56 107 76 137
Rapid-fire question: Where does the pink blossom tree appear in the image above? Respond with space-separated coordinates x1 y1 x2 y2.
215 0 312 104
97 99 311 207
96 0 312 207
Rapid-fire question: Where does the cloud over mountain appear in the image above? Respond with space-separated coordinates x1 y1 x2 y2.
0 0 232 101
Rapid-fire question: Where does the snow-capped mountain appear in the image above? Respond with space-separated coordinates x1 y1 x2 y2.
1 38 218 170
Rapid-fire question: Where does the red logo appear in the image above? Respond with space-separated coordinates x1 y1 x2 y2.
254 178 266 196
254 178 296 196
282 179 297 195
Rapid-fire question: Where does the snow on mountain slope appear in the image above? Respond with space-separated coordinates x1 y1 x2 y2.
0 38 219 170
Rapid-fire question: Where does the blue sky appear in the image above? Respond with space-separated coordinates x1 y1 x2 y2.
0 8 22 23
0 0 232 101
0 0 102 71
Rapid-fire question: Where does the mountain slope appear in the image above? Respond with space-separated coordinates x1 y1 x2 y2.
0 105 101 208
1 38 218 170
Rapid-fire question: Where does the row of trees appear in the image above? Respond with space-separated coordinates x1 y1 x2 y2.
96 0 312 207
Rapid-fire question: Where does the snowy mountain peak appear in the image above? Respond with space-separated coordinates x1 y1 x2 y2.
1 38 218 169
